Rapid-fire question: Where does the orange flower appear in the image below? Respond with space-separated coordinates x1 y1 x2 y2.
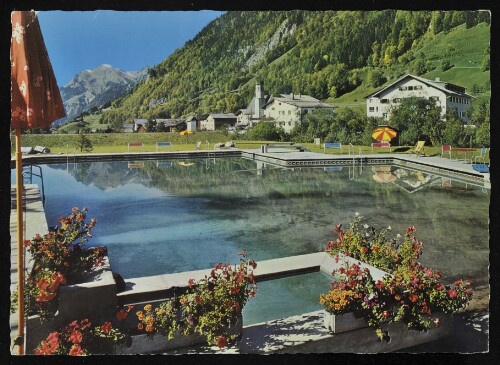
101 321 112 335
216 335 228 349
69 344 84 356
35 291 57 302
144 304 152 311
137 323 144 330
145 324 154 332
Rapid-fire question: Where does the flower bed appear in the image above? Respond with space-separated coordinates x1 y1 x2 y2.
320 214 472 341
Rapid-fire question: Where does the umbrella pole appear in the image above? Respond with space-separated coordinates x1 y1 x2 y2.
15 128 25 355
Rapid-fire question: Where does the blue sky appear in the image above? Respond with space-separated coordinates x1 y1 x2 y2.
37 11 224 86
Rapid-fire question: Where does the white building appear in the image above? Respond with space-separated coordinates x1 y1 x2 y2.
365 74 472 122
200 113 237 131
262 94 335 133
236 82 270 128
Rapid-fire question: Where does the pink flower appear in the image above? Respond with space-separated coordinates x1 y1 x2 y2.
69 330 83 344
447 289 458 298
69 344 84 356
101 322 112 335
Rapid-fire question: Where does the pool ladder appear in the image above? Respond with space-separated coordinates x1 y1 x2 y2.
348 144 363 180
22 164 45 205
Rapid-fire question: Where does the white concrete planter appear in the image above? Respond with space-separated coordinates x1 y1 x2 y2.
116 316 243 354
323 311 369 333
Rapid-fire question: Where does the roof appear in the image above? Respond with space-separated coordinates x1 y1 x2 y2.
208 113 237 119
365 74 473 99
264 94 334 109
134 118 148 126
156 118 185 127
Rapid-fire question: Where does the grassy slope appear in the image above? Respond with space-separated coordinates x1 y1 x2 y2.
328 23 490 106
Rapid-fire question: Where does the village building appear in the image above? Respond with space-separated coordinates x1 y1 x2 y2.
200 113 237 131
134 119 148 133
365 74 472 122
122 123 135 133
155 118 186 132
262 94 335 134
185 115 198 132
236 82 271 128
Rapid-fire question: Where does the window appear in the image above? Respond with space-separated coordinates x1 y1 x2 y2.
369 107 375 112
288 110 291 115
272 107 275 111
414 85 422 90
376 107 379 112
383 113 388 118
381 99 389 104
408 86 414 91
399 86 407 91
288 121 292 126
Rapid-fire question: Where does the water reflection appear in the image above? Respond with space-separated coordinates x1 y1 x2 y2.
32 158 488 287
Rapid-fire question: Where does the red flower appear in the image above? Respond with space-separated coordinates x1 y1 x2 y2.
137 323 144 330
80 319 91 330
35 291 57 302
375 280 384 289
435 283 444 291
116 308 129 321
70 330 83 344
69 344 84 356
37 278 50 290
333 224 342 234
231 286 240 294
248 260 257 269
216 335 228 349
406 226 416 235
195 295 202 304
447 289 458 298
101 322 112 335
215 263 223 270
238 250 247 257
188 278 196 288
409 294 419 303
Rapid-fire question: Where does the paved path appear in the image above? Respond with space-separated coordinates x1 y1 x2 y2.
10 184 48 354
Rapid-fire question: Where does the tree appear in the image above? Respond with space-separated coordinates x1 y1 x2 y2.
442 110 465 146
245 121 282 141
146 119 157 132
366 69 385 88
76 132 93 152
389 97 444 146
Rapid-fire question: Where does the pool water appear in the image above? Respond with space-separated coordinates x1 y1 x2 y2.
15 157 489 322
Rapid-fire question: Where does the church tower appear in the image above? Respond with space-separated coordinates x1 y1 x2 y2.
254 81 264 118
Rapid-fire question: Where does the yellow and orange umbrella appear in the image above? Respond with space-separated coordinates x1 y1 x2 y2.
179 130 193 136
372 171 397 183
372 127 397 141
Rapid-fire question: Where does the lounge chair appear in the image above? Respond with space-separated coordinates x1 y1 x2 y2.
409 141 426 157
195 141 202 150
473 147 489 164
441 145 452 159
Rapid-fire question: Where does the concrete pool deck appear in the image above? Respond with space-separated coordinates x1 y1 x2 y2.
9 149 490 353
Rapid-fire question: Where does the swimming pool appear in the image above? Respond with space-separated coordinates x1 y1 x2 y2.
15 157 489 323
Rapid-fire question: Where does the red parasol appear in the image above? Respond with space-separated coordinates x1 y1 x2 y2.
371 127 397 141
11 11 65 354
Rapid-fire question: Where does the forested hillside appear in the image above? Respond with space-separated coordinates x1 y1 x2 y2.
99 10 490 129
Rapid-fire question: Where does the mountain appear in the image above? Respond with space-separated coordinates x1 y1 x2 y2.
59 64 147 122
99 10 490 129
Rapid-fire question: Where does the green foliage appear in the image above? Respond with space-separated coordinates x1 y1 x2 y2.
322 215 473 341
440 59 452 71
98 10 488 129
389 97 444 145
366 69 385 88
245 121 283 141
441 110 465 146
76 132 94 152
133 253 257 348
